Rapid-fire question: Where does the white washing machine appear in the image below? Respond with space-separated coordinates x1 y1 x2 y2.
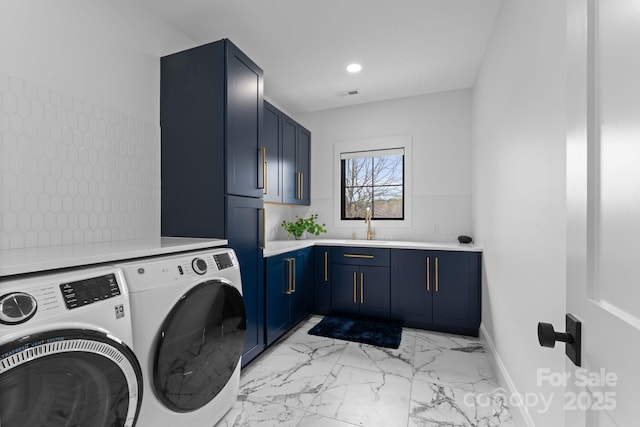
116 247 246 427
0 266 143 427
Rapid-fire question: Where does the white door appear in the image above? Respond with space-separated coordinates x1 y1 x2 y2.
566 0 640 425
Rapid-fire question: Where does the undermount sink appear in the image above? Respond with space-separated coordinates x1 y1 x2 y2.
338 240 389 245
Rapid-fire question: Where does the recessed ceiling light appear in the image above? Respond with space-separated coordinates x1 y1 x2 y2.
346 63 362 73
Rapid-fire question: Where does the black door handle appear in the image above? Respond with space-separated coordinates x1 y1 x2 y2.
537 313 582 367
538 322 573 347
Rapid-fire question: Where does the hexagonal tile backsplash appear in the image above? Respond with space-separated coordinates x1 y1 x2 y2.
0 72 160 249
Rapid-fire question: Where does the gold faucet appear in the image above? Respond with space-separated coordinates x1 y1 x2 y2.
364 207 375 240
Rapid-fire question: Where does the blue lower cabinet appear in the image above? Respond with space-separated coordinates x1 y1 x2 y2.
265 248 312 346
390 249 481 336
331 263 359 314
331 263 390 319
290 248 312 325
313 246 331 315
226 196 265 366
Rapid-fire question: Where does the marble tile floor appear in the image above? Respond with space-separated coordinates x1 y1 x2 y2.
217 315 515 427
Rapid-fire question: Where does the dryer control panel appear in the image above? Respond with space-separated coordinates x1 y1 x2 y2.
60 274 121 310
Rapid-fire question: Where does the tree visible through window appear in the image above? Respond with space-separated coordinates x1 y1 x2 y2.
341 149 404 220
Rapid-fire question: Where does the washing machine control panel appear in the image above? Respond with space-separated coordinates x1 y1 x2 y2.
59 274 121 310
213 253 234 270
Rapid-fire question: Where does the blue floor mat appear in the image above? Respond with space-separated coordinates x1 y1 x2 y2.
308 316 402 349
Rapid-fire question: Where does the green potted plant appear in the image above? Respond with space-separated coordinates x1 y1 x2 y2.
281 214 327 240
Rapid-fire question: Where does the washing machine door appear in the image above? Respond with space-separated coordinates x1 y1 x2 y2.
0 329 142 427
153 279 246 412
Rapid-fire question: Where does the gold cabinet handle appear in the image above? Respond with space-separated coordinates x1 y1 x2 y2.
353 271 357 303
435 257 439 292
292 258 296 293
286 258 293 294
343 254 374 259
260 147 267 193
264 161 268 195
324 251 328 282
360 272 364 303
426 256 430 291
259 208 266 250
300 172 304 199
296 172 301 199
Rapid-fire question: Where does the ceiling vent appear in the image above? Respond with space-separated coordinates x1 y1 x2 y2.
335 89 359 97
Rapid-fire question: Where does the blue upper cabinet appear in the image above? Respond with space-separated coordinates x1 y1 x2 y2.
161 40 227 238
262 102 311 205
296 126 311 205
263 102 282 203
282 116 297 204
161 39 264 237
225 41 264 198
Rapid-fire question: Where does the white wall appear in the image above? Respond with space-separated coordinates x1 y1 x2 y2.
277 89 473 242
0 0 192 249
472 1 566 425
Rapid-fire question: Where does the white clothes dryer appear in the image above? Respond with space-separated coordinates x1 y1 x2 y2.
116 248 246 427
0 266 142 427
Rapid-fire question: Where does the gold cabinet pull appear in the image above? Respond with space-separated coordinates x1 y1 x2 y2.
324 251 328 282
296 172 302 199
260 147 267 193
264 161 268 195
300 172 304 199
343 254 374 259
353 271 357 303
286 259 293 294
360 272 364 303
259 208 266 250
292 258 296 293
435 257 439 292
426 256 430 291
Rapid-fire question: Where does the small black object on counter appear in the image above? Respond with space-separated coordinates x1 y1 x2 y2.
457 235 473 244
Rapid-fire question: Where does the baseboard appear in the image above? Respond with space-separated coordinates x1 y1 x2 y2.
479 323 535 427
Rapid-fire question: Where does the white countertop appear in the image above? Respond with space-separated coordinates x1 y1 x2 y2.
0 237 228 277
264 239 482 257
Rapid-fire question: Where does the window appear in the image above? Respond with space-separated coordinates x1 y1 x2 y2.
341 148 404 220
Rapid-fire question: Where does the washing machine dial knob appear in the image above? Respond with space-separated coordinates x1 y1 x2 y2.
192 258 208 275
0 292 38 325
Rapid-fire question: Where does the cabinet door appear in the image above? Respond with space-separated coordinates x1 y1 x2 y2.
314 246 331 315
290 248 312 325
359 266 390 319
297 127 311 205
226 41 264 198
226 195 265 365
281 117 297 204
331 264 360 315
390 249 433 326
263 102 282 203
265 254 292 346
432 252 480 331
160 41 225 239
